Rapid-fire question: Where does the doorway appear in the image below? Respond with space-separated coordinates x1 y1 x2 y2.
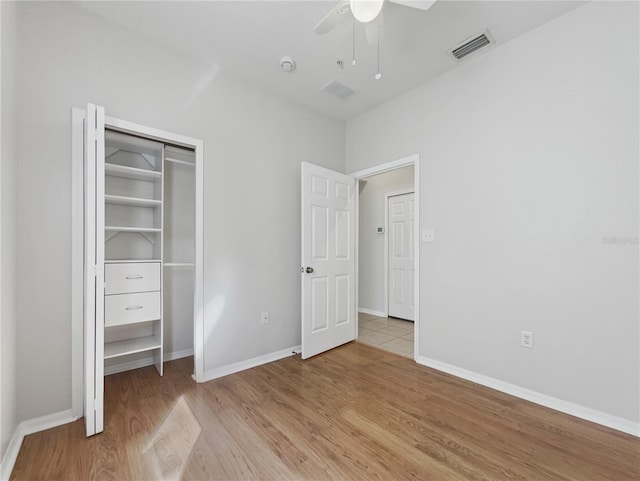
352 155 419 360
70 107 205 425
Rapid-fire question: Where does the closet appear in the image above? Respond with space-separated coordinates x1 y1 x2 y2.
82 103 202 436
102 133 196 375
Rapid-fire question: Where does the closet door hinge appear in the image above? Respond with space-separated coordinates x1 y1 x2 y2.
90 265 98 277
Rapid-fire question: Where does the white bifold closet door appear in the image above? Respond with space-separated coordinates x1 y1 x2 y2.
84 103 105 436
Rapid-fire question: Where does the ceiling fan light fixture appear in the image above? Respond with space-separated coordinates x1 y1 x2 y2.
350 0 384 23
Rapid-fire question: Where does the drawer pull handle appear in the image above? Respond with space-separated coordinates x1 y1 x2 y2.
125 305 144 311
126 275 144 280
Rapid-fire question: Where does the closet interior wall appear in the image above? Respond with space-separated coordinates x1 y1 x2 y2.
163 146 195 359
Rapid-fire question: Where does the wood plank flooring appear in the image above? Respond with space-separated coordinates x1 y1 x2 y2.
11 342 640 480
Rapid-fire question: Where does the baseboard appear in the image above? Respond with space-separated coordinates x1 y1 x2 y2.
165 347 194 362
1 409 78 481
0 428 22 481
358 307 386 317
200 345 301 383
105 348 194 376
416 355 640 437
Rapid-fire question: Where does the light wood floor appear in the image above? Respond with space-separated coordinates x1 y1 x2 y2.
11 342 640 480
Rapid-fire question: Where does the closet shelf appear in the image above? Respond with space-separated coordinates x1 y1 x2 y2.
105 226 162 233
165 157 195 167
105 259 160 264
104 334 162 359
105 194 162 208
105 163 162 181
164 262 195 268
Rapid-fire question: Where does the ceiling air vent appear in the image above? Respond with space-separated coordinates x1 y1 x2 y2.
451 31 493 61
321 80 358 101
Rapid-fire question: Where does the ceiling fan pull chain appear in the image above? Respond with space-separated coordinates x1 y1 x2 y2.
352 17 356 67
375 17 382 80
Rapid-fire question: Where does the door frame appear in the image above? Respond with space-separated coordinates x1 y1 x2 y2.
384 189 415 320
71 108 205 419
350 153 420 360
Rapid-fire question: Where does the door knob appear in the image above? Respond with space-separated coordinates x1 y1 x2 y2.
306 267 314 273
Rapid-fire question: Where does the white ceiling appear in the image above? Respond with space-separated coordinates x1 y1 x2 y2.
76 0 585 121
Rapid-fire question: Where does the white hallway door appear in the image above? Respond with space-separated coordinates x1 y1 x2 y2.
301 162 356 359
388 192 415 321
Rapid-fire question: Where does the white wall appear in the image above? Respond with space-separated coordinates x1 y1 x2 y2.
346 2 639 424
1 0 20 462
16 2 344 421
358 165 414 314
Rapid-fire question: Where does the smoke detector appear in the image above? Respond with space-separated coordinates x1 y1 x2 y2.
280 56 296 73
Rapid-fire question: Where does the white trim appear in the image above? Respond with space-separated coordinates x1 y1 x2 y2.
358 307 386 318
104 348 195 376
384 188 414 320
70 108 84 419
1 429 21 481
193 137 205 383
417 355 640 437
351 154 420 361
350 154 417 179
200 346 301 383
0 409 78 481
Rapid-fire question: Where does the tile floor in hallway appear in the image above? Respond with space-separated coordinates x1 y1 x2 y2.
357 313 414 358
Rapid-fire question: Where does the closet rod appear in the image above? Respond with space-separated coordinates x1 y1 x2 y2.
165 157 195 167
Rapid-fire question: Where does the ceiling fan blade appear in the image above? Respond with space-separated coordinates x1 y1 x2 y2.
389 0 437 10
314 0 351 35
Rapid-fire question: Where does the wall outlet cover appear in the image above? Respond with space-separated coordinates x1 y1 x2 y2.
421 229 435 242
521 330 534 348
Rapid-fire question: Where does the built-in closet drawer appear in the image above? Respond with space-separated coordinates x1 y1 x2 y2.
105 262 160 295
105 291 161 327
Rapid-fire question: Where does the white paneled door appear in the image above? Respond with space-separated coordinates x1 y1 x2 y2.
84 103 105 436
388 192 415 321
301 162 356 359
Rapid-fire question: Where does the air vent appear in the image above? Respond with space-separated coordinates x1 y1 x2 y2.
451 31 493 61
321 80 358 101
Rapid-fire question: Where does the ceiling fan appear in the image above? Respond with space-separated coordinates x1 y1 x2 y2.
314 0 436 35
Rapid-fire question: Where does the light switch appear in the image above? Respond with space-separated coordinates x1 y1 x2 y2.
421 229 435 242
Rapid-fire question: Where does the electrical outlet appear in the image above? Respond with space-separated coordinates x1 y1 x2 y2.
421 229 435 242
521 330 534 349
261 311 269 325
